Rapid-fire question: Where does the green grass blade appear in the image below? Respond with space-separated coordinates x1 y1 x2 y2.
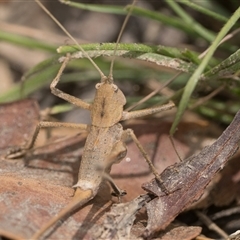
58 43 198 73
129 6 199 37
165 0 215 42
61 1 204 38
60 0 125 14
202 48 240 80
0 64 60 103
0 31 57 52
170 7 240 135
179 0 229 22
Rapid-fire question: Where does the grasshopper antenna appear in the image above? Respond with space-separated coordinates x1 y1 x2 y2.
108 0 137 83
34 0 106 82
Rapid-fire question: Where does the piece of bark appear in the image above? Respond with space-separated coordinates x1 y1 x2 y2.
191 155 240 209
142 110 240 238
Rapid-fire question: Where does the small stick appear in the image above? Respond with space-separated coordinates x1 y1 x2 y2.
195 210 229 240
126 72 180 112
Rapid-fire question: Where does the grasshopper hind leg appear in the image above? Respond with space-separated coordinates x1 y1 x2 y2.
102 140 128 201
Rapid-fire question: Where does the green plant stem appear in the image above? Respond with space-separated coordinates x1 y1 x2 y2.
0 31 57 52
170 6 240 135
165 0 215 42
179 0 229 22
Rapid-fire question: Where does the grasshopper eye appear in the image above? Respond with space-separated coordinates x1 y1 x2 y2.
95 83 102 89
112 84 118 92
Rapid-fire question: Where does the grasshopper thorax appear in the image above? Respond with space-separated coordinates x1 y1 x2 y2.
90 82 126 128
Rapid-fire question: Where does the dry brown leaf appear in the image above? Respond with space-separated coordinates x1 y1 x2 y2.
157 225 202 240
0 99 39 158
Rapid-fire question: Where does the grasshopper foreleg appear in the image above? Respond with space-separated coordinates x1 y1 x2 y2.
50 54 90 110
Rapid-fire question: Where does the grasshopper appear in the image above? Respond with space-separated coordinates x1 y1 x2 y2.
31 0 175 238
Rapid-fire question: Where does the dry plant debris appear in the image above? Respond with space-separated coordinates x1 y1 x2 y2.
142 110 240 238
0 100 240 239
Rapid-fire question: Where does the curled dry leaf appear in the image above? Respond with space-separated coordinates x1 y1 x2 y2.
142 110 240 238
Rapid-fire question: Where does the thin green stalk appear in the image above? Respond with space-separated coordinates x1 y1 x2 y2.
202 48 240 81
170 7 240 135
0 31 57 52
129 6 198 37
165 0 215 42
60 0 125 14
61 1 201 38
179 0 229 23
58 43 197 74
0 65 60 103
